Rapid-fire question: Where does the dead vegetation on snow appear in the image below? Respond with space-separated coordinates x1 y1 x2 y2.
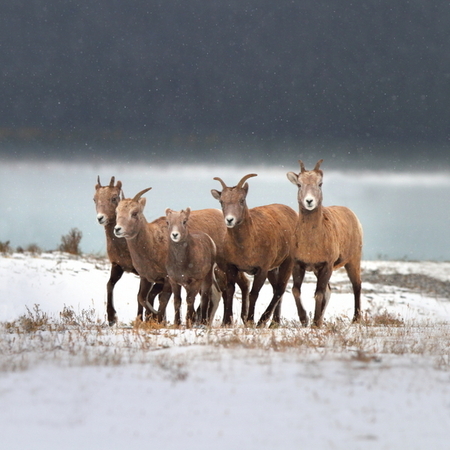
1 304 449 374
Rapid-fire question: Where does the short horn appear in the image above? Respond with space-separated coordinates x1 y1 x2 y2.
132 187 152 201
314 159 324 172
213 177 228 190
237 173 257 189
298 160 306 173
97 176 102 187
109 176 115 187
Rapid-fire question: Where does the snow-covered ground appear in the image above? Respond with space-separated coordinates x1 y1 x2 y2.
1 252 450 449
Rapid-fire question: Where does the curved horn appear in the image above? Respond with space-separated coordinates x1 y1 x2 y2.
314 159 324 172
109 176 115 187
237 173 257 189
132 187 152 202
298 160 306 173
213 177 228 190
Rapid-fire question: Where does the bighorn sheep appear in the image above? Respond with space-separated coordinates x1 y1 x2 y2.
114 188 249 325
165 207 221 327
286 160 363 326
94 176 159 325
211 174 298 327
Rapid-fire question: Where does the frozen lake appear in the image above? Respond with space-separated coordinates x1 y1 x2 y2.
1 159 449 261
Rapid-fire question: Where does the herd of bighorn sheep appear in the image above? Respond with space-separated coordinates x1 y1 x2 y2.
94 159 363 328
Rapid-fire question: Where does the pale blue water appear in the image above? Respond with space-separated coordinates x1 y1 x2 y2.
1 160 449 261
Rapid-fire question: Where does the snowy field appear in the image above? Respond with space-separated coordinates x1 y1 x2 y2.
1 252 450 449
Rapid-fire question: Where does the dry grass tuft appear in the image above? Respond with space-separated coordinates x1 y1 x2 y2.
359 310 404 327
1 303 450 373
132 317 166 332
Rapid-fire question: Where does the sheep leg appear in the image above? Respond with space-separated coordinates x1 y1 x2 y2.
247 268 267 325
313 264 333 327
292 262 308 326
136 277 158 321
223 265 238 326
106 263 124 326
199 269 216 325
258 257 293 327
168 281 182 326
345 261 362 323
237 272 250 323
157 279 173 324
199 286 211 326
208 277 222 325
186 282 202 328
143 281 163 321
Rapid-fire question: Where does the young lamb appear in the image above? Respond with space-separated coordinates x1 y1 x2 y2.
94 176 159 325
114 188 247 324
286 159 363 326
165 207 220 327
211 173 298 327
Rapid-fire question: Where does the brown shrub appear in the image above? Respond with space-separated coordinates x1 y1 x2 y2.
59 228 83 255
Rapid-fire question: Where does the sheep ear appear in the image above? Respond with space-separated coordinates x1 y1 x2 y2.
185 207 191 218
211 189 221 200
286 172 299 186
139 197 146 209
165 208 172 217
242 182 250 194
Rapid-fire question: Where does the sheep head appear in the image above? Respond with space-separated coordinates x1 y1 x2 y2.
94 176 124 226
211 173 257 228
286 160 324 212
114 188 152 239
165 207 191 243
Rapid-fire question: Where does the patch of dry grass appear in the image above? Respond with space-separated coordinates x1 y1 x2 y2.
1 306 449 374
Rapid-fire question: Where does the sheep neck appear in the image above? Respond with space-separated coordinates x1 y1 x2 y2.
297 203 326 249
226 210 256 250
126 218 166 282
104 220 133 269
168 235 194 268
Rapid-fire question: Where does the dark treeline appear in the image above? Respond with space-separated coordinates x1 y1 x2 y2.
1 0 450 159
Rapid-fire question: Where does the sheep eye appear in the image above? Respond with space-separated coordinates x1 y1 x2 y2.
319 183 323 188
111 196 119 204
131 211 138 218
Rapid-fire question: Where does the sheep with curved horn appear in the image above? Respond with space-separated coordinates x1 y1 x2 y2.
286 159 363 326
211 173 298 327
94 177 159 325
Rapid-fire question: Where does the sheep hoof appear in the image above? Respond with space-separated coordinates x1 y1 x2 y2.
268 321 280 329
